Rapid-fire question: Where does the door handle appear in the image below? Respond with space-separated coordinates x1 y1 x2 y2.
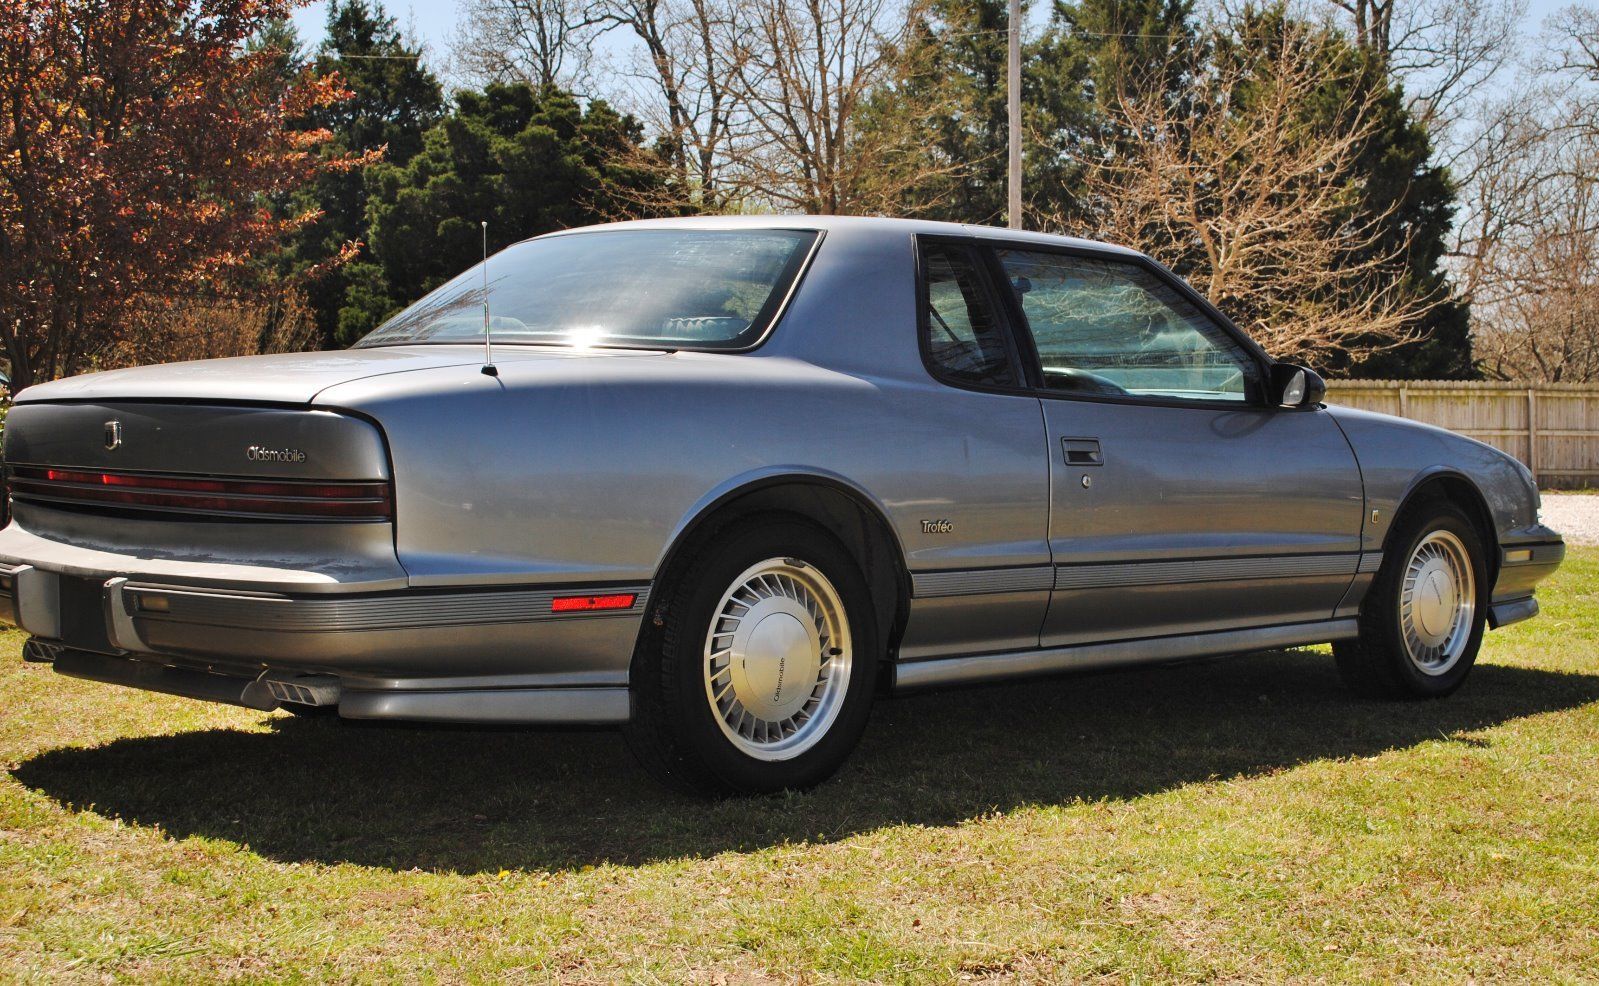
1062 437 1103 466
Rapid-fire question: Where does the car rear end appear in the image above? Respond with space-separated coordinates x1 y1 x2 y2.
0 356 646 726
0 398 409 708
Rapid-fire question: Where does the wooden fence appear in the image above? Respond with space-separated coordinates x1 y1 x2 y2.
1325 380 1599 488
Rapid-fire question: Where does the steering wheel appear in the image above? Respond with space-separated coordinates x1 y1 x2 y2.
1044 367 1131 397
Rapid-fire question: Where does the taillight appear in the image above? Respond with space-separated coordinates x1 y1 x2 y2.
7 466 392 521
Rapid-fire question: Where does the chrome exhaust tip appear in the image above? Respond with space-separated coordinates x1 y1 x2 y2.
261 673 342 708
22 638 63 664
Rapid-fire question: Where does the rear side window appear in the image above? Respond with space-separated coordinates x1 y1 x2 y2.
919 242 1017 389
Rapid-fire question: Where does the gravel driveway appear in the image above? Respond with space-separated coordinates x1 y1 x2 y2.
1540 494 1599 546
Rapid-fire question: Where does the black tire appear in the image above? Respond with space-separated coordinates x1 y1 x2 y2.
623 515 880 796
1334 497 1488 699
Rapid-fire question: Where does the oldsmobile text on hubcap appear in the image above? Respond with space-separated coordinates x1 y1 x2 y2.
1399 530 1475 675
703 558 852 760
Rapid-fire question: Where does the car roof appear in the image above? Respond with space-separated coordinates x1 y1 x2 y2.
528 214 1147 259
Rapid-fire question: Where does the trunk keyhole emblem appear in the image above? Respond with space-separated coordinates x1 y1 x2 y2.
104 421 123 450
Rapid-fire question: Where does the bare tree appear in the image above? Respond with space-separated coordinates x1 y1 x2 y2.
105 287 320 370
597 0 749 211
1453 11 1599 382
1311 0 1526 135
1548 4 1599 81
448 0 957 214
447 0 748 210
1449 98 1556 304
451 0 605 91
726 0 922 213
1471 138 1599 382
1545 5 1599 138
1060 22 1448 366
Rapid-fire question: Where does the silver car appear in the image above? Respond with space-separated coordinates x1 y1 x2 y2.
0 217 1565 794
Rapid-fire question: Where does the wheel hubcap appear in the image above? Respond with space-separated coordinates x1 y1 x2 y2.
703 558 852 761
1399 530 1475 675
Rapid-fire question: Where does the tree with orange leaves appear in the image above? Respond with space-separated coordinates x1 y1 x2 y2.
0 0 359 389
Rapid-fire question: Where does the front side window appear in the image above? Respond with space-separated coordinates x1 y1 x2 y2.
996 250 1259 403
920 241 1017 388
355 228 818 351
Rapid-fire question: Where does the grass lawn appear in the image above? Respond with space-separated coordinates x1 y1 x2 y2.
2 552 1597 982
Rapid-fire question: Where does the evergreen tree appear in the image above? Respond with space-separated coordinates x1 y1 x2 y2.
283 0 445 347
246 17 306 86
861 0 1196 227
861 0 1017 224
1342 80 1473 379
1028 0 1198 226
345 84 665 337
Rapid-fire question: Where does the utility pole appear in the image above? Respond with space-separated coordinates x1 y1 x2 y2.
1007 0 1022 229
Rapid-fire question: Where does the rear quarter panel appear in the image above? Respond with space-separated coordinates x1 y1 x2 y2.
317 356 1049 589
315 226 1051 591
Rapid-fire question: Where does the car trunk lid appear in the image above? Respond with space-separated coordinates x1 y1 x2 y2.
11 347 490 406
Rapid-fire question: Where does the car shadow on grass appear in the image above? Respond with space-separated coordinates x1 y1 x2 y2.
14 650 1599 874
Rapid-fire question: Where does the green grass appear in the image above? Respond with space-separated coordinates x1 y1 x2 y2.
3 552 1598 982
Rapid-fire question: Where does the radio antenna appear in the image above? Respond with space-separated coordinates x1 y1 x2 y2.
480 221 498 377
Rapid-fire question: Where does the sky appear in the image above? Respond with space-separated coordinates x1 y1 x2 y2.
290 0 1582 90
291 1 462 61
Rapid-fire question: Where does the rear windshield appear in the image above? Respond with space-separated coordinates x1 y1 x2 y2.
354 228 819 351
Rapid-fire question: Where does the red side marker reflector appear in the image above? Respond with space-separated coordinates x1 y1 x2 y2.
551 593 637 613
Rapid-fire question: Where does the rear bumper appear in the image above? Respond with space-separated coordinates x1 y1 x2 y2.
34 644 631 724
0 560 648 725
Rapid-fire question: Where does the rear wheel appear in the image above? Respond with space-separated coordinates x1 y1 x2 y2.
1334 499 1488 699
624 517 879 795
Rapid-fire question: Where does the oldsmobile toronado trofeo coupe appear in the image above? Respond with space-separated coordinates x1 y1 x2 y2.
0 217 1565 794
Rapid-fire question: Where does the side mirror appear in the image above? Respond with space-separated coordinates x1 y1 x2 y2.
1271 363 1325 409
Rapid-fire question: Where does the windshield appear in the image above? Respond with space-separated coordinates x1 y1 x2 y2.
354 228 819 351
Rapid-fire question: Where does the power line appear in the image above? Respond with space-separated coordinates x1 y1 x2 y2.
318 53 428 60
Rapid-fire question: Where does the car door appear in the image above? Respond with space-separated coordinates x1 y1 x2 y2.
986 244 1365 647
895 238 1053 661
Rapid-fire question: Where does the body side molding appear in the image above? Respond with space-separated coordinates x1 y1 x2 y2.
1052 553 1360 590
909 553 1364 598
893 618 1359 690
910 565 1054 597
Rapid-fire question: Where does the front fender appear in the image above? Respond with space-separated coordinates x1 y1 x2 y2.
1327 405 1541 551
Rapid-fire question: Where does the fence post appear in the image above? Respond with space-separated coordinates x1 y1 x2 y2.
1527 387 1539 485
1398 386 1409 418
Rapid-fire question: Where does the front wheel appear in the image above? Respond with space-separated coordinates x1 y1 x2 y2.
1334 499 1488 699
624 517 880 796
